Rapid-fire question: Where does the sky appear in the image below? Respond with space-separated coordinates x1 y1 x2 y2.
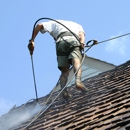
0 0 130 116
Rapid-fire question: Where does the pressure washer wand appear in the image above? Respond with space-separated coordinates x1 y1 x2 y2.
30 55 38 102
28 38 38 102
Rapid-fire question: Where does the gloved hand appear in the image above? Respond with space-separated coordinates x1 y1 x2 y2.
80 43 85 50
28 39 34 55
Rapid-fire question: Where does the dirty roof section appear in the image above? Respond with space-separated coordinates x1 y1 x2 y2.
0 60 130 130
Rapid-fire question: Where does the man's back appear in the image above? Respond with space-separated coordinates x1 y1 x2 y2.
40 20 85 40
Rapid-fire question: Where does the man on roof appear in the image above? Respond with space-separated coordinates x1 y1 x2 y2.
28 20 88 100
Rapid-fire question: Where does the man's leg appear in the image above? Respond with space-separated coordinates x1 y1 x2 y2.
60 67 69 89
72 58 82 78
60 67 71 99
72 58 88 92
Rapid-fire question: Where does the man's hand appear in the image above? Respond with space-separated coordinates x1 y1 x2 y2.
28 40 35 55
80 43 85 50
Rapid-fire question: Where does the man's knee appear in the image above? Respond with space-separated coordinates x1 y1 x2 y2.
61 67 69 78
72 58 81 65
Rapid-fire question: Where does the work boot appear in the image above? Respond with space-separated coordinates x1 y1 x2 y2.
76 81 88 92
62 89 71 100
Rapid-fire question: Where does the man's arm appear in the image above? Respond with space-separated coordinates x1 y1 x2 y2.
31 23 44 41
28 23 44 55
79 31 85 50
79 31 85 43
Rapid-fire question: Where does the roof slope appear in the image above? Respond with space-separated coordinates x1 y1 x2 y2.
0 60 130 130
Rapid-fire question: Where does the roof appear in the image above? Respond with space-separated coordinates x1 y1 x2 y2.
0 60 130 130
